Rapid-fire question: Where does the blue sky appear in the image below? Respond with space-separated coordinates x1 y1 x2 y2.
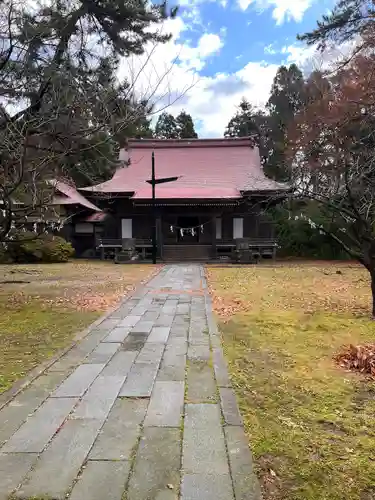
121 0 337 137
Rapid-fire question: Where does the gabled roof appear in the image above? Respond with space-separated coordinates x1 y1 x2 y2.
81 137 288 199
51 180 101 211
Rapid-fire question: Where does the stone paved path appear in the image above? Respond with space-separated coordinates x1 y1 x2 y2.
0 265 260 500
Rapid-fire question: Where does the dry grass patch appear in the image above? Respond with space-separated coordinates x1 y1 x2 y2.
207 263 375 500
0 261 157 393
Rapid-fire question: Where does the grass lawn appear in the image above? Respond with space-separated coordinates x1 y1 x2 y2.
0 261 156 394
207 262 375 500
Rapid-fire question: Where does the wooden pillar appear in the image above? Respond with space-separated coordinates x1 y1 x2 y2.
211 216 217 261
156 216 163 260
255 211 260 238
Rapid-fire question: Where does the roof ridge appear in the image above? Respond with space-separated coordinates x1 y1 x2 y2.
128 137 257 149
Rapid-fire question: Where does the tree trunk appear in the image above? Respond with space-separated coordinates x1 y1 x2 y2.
371 270 375 318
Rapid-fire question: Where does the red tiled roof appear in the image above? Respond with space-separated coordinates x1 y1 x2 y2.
51 180 101 211
82 212 108 222
81 138 288 198
133 186 240 199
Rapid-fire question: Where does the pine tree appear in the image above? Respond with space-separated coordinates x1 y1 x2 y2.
176 111 198 138
298 0 370 48
224 99 261 138
155 112 179 139
0 0 177 241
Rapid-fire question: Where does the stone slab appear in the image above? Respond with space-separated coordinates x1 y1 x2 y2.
212 348 231 387
189 324 210 346
70 460 130 500
173 315 190 326
89 399 148 460
181 473 234 500
102 327 131 343
122 332 149 351
0 372 68 446
1 397 77 453
73 376 125 420
155 314 175 327
165 338 188 354
48 334 105 372
219 388 243 426
164 299 179 306
96 318 121 330
84 343 120 364
136 298 153 307
186 361 217 403
187 344 210 361
52 364 105 398
188 337 210 347
169 324 189 338
176 303 190 315
162 305 177 315
16 418 102 500
131 306 148 316
224 426 262 500
119 362 160 397
100 351 137 377
144 381 184 427
142 311 160 321
110 306 134 319
127 428 181 500
48 348 88 372
185 403 222 430
131 321 154 333
119 315 142 327
0 453 37 500
136 342 165 364
182 427 229 475
147 326 171 343
81 328 110 346
157 343 187 382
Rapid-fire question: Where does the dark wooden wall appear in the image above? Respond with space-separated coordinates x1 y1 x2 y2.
76 197 275 243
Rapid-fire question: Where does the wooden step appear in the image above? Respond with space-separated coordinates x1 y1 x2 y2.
162 245 212 262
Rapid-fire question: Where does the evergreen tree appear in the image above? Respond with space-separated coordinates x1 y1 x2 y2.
298 0 371 48
0 0 177 241
224 98 261 138
264 64 306 181
176 110 198 138
155 112 179 139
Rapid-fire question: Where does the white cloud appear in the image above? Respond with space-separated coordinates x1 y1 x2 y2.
282 39 358 72
178 33 224 70
238 0 313 24
177 62 278 137
118 14 281 138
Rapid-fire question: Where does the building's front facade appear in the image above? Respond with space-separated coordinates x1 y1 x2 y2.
69 137 289 262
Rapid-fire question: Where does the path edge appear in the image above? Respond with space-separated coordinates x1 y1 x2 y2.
0 265 163 411
203 266 262 500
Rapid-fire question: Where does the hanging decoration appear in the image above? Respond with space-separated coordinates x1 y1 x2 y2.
166 218 218 239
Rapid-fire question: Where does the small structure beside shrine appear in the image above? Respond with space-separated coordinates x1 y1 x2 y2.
71 137 289 262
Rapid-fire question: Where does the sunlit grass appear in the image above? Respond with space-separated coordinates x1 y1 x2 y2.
208 263 375 500
0 261 155 393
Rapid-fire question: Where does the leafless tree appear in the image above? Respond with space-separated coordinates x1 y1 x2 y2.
0 0 195 243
